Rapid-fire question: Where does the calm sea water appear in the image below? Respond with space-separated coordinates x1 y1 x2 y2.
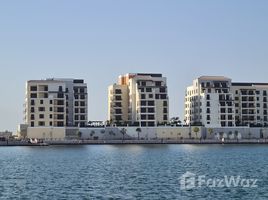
0 145 267 199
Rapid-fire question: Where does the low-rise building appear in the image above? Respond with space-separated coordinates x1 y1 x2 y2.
185 76 268 127
24 78 88 128
108 73 169 127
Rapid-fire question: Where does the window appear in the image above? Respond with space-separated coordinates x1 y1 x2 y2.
163 108 168 114
38 107 45 112
31 114 35 120
149 94 153 98
31 100 35 106
141 94 146 99
49 122 53 126
148 101 155 106
57 93 64 98
57 114 64 120
146 88 152 92
148 115 154 120
39 114 44 119
30 86 37 91
155 81 161 86
38 121 45 126
163 115 168 121
115 96 122 101
57 107 64 112
141 115 146 120
31 107 35 113
40 100 43 104
80 102 85 106
57 100 64 106
49 107 53 112
206 95 210 100
160 88 166 93
50 114 53 119
148 108 155 113
161 94 167 99
141 101 146 106
115 89 121 94
57 122 64 127
75 101 79 106
50 100 53 104
30 93 37 98
115 102 121 107
148 122 155 127
80 95 85 99
141 108 146 113
31 122 35 127
80 115 85 120
163 101 168 106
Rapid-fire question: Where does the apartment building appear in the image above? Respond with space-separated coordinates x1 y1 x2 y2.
24 78 88 127
231 83 268 127
184 76 234 127
108 73 169 127
185 76 268 127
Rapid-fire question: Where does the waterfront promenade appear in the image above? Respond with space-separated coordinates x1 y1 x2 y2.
1 139 268 146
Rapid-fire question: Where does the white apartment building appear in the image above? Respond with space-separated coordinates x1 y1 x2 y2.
24 78 88 127
185 76 234 127
231 82 268 127
108 73 169 127
185 76 268 127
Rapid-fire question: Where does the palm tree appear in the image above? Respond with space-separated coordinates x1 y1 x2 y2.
77 131 82 139
120 128 127 141
219 132 224 140
228 131 232 140
193 127 200 139
90 130 95 139
136 128 141 140
234 130 239 141
248 131 252 139
260 129 264 139
208 128 213 139
177 132 181 140
109 130 114 139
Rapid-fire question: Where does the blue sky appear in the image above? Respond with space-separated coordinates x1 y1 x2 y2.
1 0 268 131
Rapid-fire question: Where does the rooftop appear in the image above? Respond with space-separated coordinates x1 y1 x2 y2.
198 76 231 81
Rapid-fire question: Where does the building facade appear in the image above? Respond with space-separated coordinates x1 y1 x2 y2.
24 78 88 127
108 73 169 127
185 76 268 127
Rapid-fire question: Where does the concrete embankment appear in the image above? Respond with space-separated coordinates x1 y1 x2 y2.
1 139 268 146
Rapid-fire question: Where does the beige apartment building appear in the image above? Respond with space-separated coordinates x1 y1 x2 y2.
108 73 169 127
24 78 88 127
185 76 268 127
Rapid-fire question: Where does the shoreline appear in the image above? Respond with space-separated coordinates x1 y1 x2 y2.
1 139 268 146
